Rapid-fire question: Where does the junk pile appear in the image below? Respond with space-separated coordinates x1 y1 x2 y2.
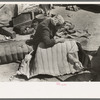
0 4 47 39
13 11 35 35
55 21 91 44
54 4 80 11
65 5 80 11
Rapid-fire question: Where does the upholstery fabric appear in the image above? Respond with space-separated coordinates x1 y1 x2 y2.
17 40 82 78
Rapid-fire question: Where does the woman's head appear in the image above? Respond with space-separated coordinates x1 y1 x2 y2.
51 14 64 27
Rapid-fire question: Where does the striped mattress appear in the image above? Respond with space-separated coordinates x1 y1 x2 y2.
17 40 82 78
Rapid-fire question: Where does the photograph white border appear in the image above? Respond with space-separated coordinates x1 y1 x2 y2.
0 1 100 98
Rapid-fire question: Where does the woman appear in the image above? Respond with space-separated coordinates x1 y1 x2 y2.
32 14 65 50
17 15 89 78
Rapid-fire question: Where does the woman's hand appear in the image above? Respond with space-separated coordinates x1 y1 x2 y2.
24 54 32 62
74 61 84 70
54 38 65 44
56 32 64 37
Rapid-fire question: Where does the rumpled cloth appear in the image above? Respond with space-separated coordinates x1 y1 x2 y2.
17 4 42 15
0 4 17 27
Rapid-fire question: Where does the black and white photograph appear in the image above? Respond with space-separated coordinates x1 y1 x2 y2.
0 3 100 82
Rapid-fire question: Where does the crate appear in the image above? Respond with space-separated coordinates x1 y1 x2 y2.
12 11 34 28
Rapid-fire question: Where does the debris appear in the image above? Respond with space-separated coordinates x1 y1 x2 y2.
0 27 16 39
55 21 90 40
66 5 80 11
13 11 35 35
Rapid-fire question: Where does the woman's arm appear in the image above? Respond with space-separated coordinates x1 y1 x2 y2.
68 53 83 70
42 28 65 47
42 29 56 47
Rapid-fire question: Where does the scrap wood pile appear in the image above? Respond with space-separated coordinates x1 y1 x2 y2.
0 4 45 38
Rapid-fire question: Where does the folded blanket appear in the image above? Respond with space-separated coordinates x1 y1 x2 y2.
18 40 82 78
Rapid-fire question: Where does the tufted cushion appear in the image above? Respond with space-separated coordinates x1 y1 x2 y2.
0 40 33 64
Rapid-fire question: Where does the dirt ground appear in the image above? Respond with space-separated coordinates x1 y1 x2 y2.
1 5 100 82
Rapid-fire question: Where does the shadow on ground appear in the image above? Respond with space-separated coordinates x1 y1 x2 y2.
89 47 100 81
78 5 100 13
